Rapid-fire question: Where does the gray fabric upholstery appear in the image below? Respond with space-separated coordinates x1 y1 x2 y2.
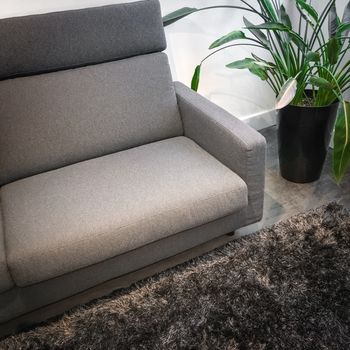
0 0 165 80
175 82 266 224
0 53 182 185
0 206 13 293
0 209 246 324
1 137 248 287
0 0 266 329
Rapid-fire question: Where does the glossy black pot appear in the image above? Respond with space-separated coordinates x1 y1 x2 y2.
277 100 339 183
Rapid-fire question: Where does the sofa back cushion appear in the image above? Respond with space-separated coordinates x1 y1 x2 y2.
0 0 166 80
0 53 182 185
0 0 183 185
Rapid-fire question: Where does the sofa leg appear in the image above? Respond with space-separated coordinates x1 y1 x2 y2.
226 231 235 237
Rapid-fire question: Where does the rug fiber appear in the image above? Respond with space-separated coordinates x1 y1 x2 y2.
1 203 350 349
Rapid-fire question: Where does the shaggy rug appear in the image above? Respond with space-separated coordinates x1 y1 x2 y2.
1 203 350 350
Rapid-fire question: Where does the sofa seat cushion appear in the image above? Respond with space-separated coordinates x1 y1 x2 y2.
1 137 248 287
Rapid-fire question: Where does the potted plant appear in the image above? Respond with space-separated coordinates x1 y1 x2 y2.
164 0 350 183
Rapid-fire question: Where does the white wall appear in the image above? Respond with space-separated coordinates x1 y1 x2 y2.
160 0 276 121
0 0 348 122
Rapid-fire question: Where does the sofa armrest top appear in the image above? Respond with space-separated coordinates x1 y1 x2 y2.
174 81 266 151
174 81 266 223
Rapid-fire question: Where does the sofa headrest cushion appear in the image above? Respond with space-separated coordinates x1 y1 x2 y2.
0 0 166 80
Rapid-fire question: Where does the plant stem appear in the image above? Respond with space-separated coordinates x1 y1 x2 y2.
310 0 335 48
186 6 268 21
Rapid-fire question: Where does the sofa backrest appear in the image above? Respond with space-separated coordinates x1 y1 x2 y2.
0 0 183 186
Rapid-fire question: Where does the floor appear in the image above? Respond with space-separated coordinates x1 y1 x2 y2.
236 125 350 237
2 125 350 337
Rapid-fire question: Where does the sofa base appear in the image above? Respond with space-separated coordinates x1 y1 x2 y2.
0 232 237 339
0 208 258 338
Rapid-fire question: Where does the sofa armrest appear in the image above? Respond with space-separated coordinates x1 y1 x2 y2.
175 81 266 224
0 199 14 292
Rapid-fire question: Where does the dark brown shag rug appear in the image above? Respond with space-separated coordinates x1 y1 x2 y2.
1 203 350 350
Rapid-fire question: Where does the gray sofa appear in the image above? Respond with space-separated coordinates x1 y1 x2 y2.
0 0 265 327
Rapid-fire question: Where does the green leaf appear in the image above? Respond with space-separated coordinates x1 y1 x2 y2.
245 22 288 31
342 1 350 24
243 17 270 47
276 77 298 109
333 101 350 183
326 37 341 65
336 23 350 36
226 57 272 70
260 0 278 21
191 65 201 91
328 4 339 37
296 0 318 23
162 7 198 26
279 5 292 29
248 64 269 80
341 1 350 36
306 51 320 62
308 76 334 90
251 53 275 68
226 58 256 69
225 58 268 80
290 32 308 50
245 22 307 49
209 31 246 49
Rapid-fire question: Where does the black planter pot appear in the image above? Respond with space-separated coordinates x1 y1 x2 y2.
277 100 339 183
